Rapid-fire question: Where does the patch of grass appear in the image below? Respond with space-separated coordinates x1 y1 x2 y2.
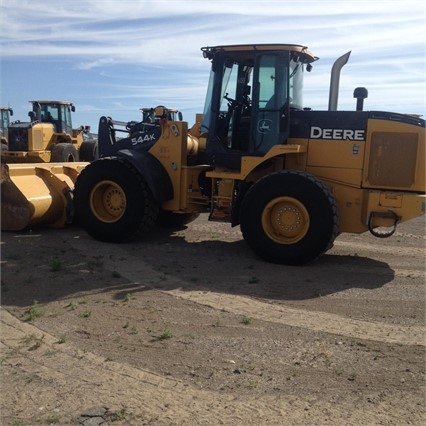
45 414 61 424
159 323 173 340
66 300 79 311
81 311 91 318
122 293 135 303
57 335 66 344
246 379 258 389
50 257 63 272
240 316 253 325
24 301 45 322
11 420 27 426
111 408 127 422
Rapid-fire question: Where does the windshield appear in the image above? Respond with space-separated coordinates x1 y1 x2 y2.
202 53 306 133
202 67 234 129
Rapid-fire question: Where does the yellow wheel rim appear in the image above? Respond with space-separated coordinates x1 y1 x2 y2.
89 180 126 223
261 196 310 244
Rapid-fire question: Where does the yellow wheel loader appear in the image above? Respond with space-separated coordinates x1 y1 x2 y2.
2 44 425 265
0 106 13 147
1 100 98 163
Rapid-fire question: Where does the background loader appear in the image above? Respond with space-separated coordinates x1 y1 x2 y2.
1 44 425 265
1 100 98 163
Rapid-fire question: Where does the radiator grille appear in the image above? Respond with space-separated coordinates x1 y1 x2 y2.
8 127 29 151
368 132 418 188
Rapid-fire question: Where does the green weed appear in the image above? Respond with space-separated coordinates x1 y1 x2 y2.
67 300 78 310
45 414 61 424
11 420 27 426
240 316 253 325
24 301 45 322
111 408 126 421
159 323 173 340
122 293 135 303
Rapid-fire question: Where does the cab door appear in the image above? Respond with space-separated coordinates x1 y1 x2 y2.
251 53 290 153
60 104 73 135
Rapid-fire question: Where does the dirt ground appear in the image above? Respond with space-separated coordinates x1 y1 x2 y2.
1 214 425 425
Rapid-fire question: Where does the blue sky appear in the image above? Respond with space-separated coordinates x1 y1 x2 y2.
1 0 425 133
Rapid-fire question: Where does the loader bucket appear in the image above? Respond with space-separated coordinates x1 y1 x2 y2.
1 162 88 231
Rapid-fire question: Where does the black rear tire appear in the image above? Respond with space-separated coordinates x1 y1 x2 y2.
74 158 159 242
79 140 99 162
51 143 79 162
240 170 339 265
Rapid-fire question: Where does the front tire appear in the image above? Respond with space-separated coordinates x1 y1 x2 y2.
240 170 339 265
74 158 159 242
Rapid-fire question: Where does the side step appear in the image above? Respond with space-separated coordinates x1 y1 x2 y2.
1 162 88 231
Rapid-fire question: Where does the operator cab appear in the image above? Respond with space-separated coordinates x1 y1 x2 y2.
29 101 75 134
200 44 317 168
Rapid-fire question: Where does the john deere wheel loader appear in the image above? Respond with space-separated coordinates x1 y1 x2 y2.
1 100 98 163
2 44 424 265
0 106 13 147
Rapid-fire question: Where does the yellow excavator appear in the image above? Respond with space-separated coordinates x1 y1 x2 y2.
1 44 425 265
1 100 98 163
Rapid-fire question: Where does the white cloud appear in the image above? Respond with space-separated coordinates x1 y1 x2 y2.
1 0 424 129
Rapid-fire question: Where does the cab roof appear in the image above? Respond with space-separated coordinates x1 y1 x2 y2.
30 100 74 106
201 44 318 63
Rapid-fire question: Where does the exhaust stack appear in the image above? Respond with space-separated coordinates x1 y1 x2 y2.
328 51 351 111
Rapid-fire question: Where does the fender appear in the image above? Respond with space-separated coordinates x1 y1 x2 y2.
116 149 173 203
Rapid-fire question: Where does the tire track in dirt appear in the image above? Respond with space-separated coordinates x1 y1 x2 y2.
165 289 425 346
0 307 360 425
69 238 425 347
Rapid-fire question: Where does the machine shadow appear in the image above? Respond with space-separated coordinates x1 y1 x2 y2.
0 225 395 308
112 232 395 302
